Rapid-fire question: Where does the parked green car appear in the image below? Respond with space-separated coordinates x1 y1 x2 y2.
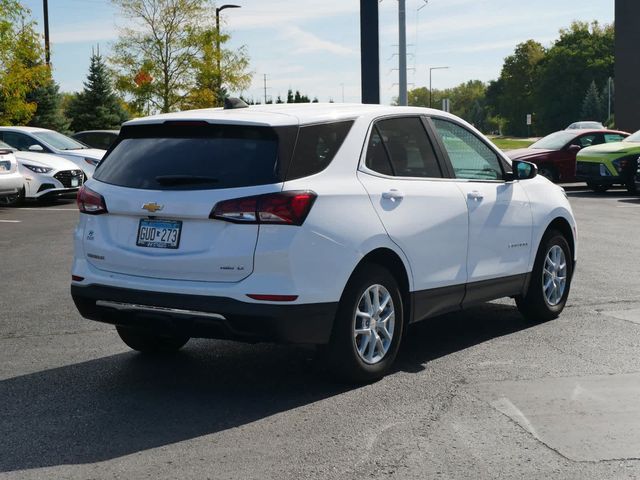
576 129 640 193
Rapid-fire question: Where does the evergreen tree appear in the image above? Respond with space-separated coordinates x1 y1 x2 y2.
66 50 128 131
286 89 312 103
581 80 604 121
26 75 69 131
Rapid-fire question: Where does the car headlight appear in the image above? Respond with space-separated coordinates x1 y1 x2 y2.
612 155 639 174
84 157 100 166
23 164 53 174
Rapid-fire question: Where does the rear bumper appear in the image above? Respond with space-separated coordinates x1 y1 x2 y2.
71 284 337 344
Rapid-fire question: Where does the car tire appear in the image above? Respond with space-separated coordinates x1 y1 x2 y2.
587 182 608 193
516 230 573 323
538 166 557 182
116 325 190 353
626 159 639 194
324 264 404 384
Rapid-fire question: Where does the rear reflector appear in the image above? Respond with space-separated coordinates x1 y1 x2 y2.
77 185 108 215
246 294 298 302
71 275 85 282
211 191 317 226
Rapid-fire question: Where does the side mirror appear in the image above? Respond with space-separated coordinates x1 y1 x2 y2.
28 144 44 152
508 160 538 181
566 144 581 153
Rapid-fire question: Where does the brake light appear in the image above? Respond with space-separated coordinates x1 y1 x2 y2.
211 191 317 225
77 185 108 215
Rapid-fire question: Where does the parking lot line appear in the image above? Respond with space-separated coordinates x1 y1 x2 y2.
0 219 21 223
616 205 640 208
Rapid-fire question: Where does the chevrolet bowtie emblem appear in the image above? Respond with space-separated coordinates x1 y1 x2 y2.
142 202 164 213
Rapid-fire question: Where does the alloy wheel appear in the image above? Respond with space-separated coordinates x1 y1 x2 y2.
542 245 567 306
353 284 395 364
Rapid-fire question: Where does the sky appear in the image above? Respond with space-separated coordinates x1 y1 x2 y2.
21 0 614 105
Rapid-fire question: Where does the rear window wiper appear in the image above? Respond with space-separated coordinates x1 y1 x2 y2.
155 175 220 186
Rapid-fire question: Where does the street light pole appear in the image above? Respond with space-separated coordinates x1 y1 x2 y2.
429 66 449 108
43 0 50 66
215 4 241 102
398 0 407 105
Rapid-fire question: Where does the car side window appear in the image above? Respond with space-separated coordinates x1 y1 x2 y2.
2 132 38 151
287 121 354 180
572 134 598 148
365 127 393 175
431 118 503 180
604 133 626 143
365 117 442 178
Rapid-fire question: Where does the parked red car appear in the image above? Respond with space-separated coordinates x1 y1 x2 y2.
506 129 629 182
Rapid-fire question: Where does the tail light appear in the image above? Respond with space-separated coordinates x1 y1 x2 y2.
211 191 317 226
77 185 108 215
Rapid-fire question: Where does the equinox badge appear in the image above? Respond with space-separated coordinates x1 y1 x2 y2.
142 202 164 213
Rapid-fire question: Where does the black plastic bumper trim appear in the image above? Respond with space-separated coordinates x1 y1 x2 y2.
71 284 337 345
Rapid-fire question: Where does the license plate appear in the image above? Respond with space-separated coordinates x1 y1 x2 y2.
71 177 79 187
136 219 182 249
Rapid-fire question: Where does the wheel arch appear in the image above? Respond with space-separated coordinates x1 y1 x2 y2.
544 217 576 265
350 247 412 327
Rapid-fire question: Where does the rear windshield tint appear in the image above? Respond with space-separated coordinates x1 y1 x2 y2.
94 124 294 190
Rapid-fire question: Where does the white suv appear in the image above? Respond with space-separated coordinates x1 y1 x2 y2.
71 102 577 382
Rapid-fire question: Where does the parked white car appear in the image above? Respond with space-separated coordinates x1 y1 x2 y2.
71 102 577 382
9 150 84 204
0 126 105 178
0 142 23 203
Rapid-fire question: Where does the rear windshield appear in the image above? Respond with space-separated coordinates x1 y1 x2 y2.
94 123 294 190
94 120 352 190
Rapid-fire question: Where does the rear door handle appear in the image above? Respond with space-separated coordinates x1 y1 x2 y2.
382 189 404 201
467 190 484 201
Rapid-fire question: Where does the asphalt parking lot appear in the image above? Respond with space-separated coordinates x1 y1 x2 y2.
1 188 640 479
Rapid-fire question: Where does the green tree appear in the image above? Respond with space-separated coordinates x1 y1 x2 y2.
183 28 251 109
407 81 488 130
0 0 49 124
407 87 430 107
26 75 69 131
444 80 488 129
111 0 252 113
534 21 614 133
493 40 545 136
581 80 604 121
65 50 129 131
286 89 311 103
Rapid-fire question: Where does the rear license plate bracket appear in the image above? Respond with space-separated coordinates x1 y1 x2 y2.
136 218 182 249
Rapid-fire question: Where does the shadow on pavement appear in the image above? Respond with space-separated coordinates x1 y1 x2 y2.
396 302 531 372
566 189 630 198
618 197 640 204
0 302 531 472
